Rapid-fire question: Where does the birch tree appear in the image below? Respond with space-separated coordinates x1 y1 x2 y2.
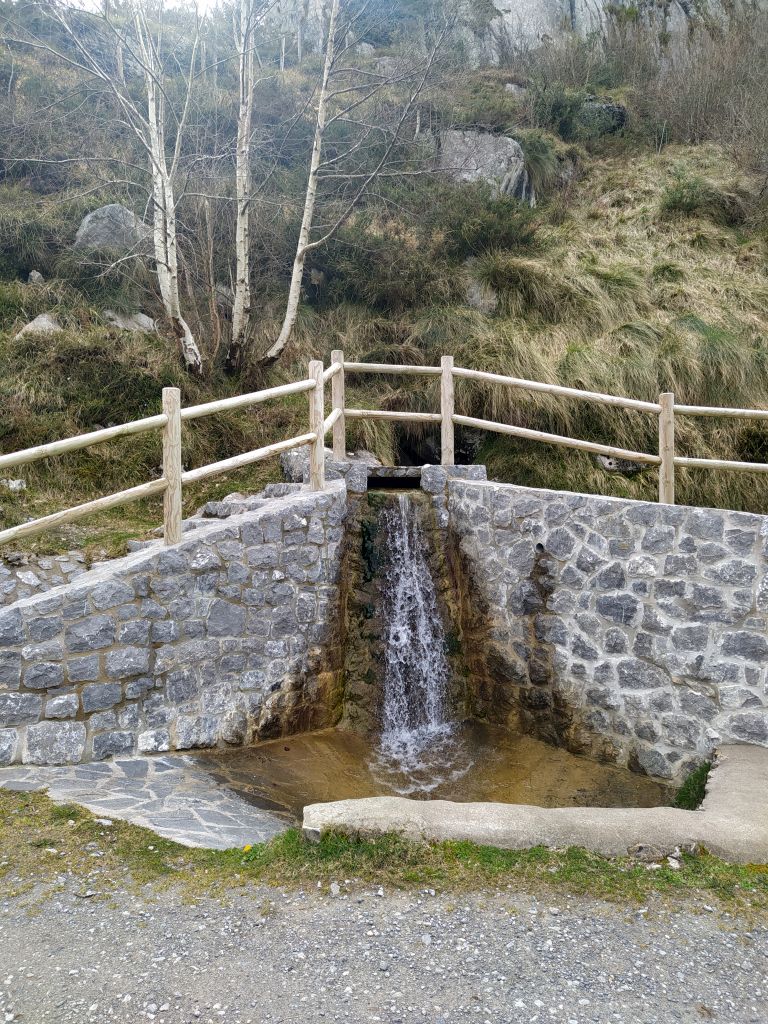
262 0 450 364
9 1 205 374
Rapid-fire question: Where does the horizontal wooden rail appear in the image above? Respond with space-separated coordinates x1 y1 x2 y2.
0 478 168 546
453 366 661 414
0 414 168 473
345 408 443 423
181 432 316 486
674 404 768 420
452 414 661 465
323 408 342 435
181 378 315 421
343 362 442 377
674 456 768 472
323 362 342 383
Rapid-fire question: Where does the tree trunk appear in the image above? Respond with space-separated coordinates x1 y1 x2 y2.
228 0 255 369
145 66 203 375
264 0 339 363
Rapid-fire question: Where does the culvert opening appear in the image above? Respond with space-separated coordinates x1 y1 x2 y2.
366 474 422 490
193 489 676 822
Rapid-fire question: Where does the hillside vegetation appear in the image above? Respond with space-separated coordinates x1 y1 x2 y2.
1 0 768 553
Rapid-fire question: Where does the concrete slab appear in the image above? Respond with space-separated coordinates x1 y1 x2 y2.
302 745 768 864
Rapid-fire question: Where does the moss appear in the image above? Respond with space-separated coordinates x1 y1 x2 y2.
673 761 711 810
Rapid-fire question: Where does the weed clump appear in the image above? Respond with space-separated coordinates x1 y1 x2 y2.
674 762 711 810
660 173 748 227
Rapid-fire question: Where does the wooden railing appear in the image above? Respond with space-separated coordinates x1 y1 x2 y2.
2 350 768 548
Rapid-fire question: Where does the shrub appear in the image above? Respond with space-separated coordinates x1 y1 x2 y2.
424 182 539 260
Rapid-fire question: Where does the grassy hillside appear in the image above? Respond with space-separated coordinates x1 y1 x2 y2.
2 1 768 555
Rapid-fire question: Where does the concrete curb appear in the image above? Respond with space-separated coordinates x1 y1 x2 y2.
302 745 768 864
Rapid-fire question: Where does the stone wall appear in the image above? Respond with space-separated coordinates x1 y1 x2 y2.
0 482 347 765
445 479 768 781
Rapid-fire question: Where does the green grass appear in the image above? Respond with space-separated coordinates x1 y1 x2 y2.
674 762 711 810
1 789 767 910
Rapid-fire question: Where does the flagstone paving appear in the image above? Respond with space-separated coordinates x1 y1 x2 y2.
0 756 292 849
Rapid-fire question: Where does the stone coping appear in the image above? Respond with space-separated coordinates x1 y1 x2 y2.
302 745 768 864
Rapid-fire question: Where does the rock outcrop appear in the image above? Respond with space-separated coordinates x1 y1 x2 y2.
437 130 535 206
73 204 151 253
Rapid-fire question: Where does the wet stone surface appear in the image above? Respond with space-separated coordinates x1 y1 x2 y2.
0 755 289 848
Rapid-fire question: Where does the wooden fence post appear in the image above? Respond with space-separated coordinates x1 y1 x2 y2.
309 360 325 490
441 354 455 467
659 391 675 505
331 348 345 460
162 386 183 545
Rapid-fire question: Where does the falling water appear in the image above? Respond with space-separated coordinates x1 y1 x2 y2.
371 493 470 794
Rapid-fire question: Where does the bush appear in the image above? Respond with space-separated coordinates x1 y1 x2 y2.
424 182 539 260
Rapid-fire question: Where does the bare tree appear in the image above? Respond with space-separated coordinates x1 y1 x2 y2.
8 1 206 374
262 0 450 364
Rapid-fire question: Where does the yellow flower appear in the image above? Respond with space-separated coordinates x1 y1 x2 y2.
243 844 253 852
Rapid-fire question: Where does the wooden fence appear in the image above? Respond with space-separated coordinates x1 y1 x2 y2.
2 350 768 548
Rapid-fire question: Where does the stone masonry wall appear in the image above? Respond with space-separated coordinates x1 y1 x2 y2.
0 482 347 766
446 479 768 781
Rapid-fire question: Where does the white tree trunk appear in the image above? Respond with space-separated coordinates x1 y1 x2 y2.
265 0 339 363
228 0 255 368
144 53 203 375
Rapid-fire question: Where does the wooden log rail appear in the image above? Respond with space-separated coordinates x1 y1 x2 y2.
3 352 768 549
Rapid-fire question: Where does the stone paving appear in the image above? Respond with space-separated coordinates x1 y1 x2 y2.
0 755 292 849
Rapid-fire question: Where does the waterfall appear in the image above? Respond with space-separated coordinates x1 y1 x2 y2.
372 493 461 791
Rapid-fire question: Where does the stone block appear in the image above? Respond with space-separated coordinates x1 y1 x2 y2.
24 721 86 765
0 651 21 688
105 646 151 678
596 594 639 626
90 580 135 610
65 615 116 652
0 729 18 765
92 731 135 760
138 728 170 753
617 658 668 690
81 682 122 712
727 712 768 743
175 714 218 749
207 599 246 637
721 630 768 660
45 693 79 719
22 662 65 690
0 692 42 726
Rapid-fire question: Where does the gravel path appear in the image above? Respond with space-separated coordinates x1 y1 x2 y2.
1 880 765 1024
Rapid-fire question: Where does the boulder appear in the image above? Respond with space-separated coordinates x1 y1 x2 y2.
27 270 44 284
103 309 156 333
14 313 62 340
577 98 628 137
437 130 535 206
73 203 151 253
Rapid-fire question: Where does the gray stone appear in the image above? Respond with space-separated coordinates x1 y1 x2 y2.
45 693 79 719
0 729 18 765
92 731 135 760
0 651 21 688
24 721 86 765
0 607 23 645
105 646 151 678
436 130 535 205
721 631 768 660
13 313 62 341
0 692 42 726
81 683 122 712
22 662 65 690
138 729 171 753
727 712 768 743
73 203 151 253
617 659 668 690
103 310 156 333
65 615 116 652
175 715 218 749
90 580 135 611
207 599 246 637
596 594 639 625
